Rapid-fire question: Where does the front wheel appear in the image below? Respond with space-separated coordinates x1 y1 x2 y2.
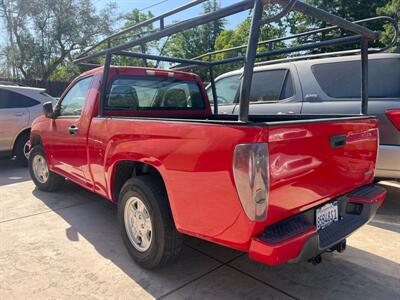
118 176 183 269
29 145 65 191
14 132 31 165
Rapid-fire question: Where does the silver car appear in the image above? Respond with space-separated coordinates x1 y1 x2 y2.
0 85 54 164
207 53 400 179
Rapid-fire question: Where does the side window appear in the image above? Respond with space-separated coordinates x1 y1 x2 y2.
312 58 400 98
0 89 40 108
207 75 240 105
0 89 9 109
249 69 294 103
59 76 92 116
282 72 294 99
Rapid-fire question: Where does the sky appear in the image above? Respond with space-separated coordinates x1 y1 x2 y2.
0 1 250 48
98 0 250 30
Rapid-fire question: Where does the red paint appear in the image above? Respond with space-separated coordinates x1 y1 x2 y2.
248 186 387 265
348 189 387 208
386 109 400 130
249 228 317 265
31 66 386 265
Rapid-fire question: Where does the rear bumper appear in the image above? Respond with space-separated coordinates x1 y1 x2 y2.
249 185 386 266
376 145 400 179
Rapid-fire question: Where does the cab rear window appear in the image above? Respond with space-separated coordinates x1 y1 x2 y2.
107 77 205 110
312 58 400 98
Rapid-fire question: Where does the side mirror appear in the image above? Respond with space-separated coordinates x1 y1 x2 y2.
43 101 55 119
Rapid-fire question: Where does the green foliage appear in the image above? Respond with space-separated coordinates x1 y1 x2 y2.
164 0 225 79
212 6 286 76
87 8 160 68
48 60 81 82
1 0 397 81
286 0 389 52
377 0 400 52
112 9 157 67
165 0 225 58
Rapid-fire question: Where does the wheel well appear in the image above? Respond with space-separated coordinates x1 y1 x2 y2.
30 134 42 147
13 128 31 154
113 161 166 202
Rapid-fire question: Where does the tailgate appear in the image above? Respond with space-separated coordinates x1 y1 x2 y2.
265 117 379 225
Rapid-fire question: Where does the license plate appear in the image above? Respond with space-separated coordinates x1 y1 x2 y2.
316 201 339 230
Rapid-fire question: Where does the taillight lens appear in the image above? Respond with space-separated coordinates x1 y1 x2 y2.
233 143 269 221
386 110 400 130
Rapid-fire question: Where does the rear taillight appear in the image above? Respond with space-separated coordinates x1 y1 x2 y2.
233 143 269 221
386 110 400 130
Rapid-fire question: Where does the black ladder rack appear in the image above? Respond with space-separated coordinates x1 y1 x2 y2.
73 0 397 121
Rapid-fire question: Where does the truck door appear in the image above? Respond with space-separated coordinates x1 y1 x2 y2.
232 67 302 115
48 76 93 186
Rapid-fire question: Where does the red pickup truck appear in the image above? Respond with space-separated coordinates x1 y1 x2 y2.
29 66 386 268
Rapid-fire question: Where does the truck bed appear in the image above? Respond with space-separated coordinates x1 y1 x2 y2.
87 113 379 250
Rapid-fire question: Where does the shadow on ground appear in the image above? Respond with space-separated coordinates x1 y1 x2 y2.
30 179 400 299
0 158 30 186
1 160 399 299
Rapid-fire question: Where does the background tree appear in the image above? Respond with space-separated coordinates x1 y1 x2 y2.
1 0 397 82
0 0 116 80
111 9 156 67
211 4 287 75
377 0 400 52
164 0 225 71
285 0 389 52
86 8 164 68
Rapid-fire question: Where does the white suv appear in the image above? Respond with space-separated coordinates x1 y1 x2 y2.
0 85 55 164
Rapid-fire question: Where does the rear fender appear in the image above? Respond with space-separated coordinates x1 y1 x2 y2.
106 152 180 224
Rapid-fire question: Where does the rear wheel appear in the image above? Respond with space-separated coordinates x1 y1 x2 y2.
118 176 183 269
14 132 31 165
29 145 65 191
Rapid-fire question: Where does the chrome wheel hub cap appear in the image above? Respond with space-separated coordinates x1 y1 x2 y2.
24 140 31 159
124 196 153 252
32 154 49 183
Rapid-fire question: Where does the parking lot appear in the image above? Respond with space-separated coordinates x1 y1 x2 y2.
0 158 399 300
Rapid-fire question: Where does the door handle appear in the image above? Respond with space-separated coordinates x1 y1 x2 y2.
68 125 79 135
15 112 24 116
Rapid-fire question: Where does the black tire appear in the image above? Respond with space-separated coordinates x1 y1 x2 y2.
29 145 65 192
14 132 30 165
118 176 183 269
